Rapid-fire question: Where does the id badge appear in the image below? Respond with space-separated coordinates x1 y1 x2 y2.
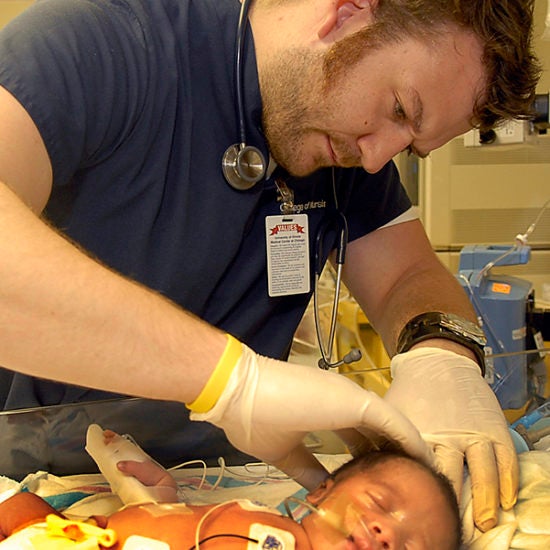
265 214 310 297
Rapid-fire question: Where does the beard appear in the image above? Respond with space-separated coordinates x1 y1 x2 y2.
259 48 330 176
259 35 370 176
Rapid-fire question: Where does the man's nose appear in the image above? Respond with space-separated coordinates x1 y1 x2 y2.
357 128 412 173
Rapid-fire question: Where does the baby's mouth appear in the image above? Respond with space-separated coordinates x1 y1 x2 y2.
347 535 372 550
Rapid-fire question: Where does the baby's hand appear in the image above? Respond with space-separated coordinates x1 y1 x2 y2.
103 429 178 500
86 424 179 505
116 457 177 493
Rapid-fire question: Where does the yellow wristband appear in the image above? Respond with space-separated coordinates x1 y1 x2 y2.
186 334 243 413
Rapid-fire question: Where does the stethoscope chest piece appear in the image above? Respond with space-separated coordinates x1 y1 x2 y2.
222 143 266 190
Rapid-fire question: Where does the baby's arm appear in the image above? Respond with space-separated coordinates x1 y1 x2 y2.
86 424 178 505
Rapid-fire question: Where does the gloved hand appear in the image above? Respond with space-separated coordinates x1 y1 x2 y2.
189 336 435 490
384 347 518 532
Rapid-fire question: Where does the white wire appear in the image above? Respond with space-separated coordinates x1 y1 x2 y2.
515 197 550 245
214 457 290 486
475 197 550 284
167 459 208 491
168 456 291 497
193 500 241 549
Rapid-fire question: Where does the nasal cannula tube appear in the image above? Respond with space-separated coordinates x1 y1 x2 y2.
284 494 370 541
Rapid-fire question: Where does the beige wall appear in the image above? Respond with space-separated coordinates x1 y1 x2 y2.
0 1 33 28
420 2 550 298
535 0 550 93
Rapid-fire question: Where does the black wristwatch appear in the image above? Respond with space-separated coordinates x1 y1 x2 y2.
396 312 487 375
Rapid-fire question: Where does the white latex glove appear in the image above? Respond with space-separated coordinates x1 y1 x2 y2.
190 342 435 490
384 347 518 532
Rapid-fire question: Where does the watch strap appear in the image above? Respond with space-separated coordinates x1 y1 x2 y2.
397 312 486 376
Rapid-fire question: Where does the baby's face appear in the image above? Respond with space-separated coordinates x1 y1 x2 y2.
302 458 456 550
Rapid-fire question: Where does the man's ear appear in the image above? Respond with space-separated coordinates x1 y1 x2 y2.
306 477 337 505
318 0 379 41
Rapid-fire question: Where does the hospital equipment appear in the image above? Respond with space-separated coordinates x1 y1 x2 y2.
314 210 362 370
284 493 373 545
191 500 297 549
221 0 266 190
457 199 550 410
511 398 550 431
511 398 550 449
220 0 360 370
513 423 550 450
532 92 550 133
457 244 533 409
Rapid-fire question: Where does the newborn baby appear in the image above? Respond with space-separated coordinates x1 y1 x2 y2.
0 427 461 549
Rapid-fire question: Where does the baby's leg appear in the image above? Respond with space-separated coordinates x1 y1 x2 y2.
0 492 61 539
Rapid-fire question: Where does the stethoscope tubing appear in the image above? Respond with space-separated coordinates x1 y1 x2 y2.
314 211 349 369
236 0 252 145
228 4 359 368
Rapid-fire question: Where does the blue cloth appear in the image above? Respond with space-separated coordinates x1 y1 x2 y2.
0 0 410 416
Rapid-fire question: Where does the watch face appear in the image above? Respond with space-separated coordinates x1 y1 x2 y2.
440 313 486 344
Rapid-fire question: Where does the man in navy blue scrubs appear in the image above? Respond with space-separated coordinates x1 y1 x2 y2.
0 0 540 532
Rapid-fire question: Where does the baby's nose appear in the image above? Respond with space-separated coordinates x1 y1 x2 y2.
368 520 397 550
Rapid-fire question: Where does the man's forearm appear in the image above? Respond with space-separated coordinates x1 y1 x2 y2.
374 260 479 356
0 181 226 403
342 220 479 357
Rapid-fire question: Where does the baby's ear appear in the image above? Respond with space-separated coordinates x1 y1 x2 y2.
306 478 336 505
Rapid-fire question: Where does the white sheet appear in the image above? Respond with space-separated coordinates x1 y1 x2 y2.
463 451 550 549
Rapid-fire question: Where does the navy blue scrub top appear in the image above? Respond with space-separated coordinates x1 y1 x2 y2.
0 0 411 410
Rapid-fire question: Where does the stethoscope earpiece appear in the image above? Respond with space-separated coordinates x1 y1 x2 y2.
222 143 266 191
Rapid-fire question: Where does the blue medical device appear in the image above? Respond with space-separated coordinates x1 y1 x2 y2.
457 245 533 409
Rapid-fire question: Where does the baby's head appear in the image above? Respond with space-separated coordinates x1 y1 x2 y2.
302 449 461 550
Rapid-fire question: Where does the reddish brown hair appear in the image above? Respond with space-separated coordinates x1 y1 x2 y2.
324 0 541 132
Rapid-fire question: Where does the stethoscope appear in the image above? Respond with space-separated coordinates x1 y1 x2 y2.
221 0 266 190
222 0 361 369
313 176 362 370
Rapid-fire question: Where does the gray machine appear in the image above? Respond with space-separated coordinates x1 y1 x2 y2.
457 244 533 410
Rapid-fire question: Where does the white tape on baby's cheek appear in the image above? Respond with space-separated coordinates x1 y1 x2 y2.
247 523 296 549
122 535 170 549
